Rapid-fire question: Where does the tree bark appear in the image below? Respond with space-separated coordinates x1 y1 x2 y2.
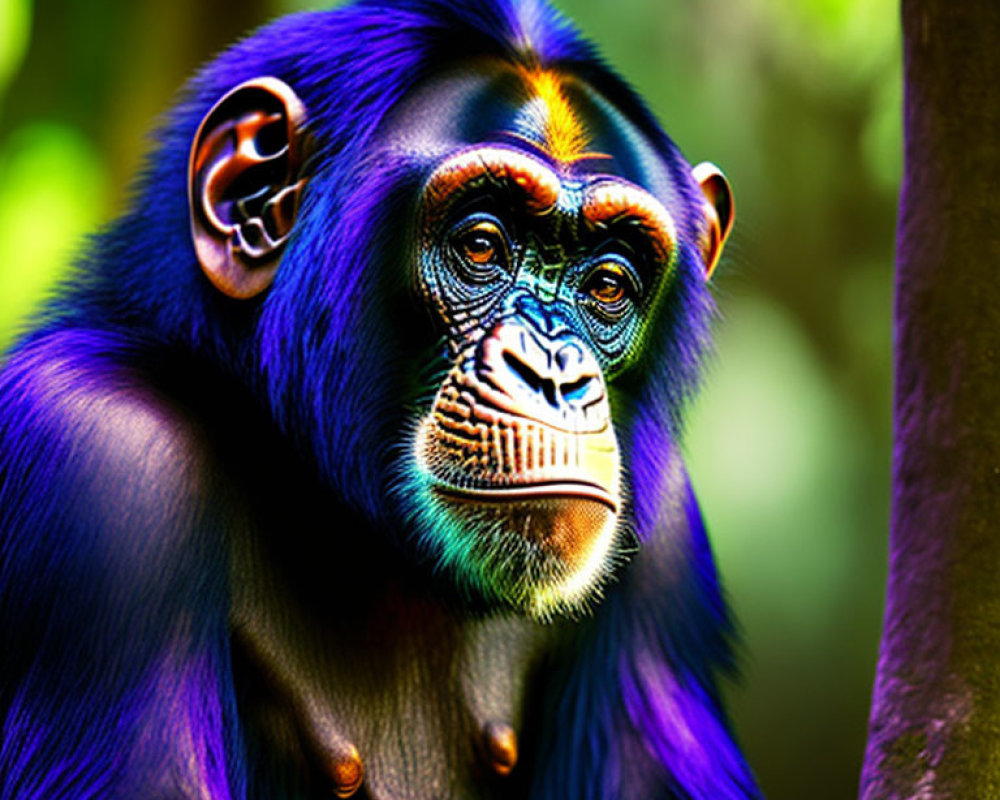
859 3 1000 798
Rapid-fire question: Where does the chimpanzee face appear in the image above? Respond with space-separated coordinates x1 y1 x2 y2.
381 61 730 618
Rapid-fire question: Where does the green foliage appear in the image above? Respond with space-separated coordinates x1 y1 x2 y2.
0 0 31 97
0 124 107 349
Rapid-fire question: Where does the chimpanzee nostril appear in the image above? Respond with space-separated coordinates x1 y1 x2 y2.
560 376 594 405
500 348 599 411
503 350 559 408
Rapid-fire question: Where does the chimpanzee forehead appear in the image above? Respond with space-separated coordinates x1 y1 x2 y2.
381 60 682 208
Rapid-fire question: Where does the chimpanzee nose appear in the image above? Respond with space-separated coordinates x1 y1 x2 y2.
502 339 597 408
478 318 606 427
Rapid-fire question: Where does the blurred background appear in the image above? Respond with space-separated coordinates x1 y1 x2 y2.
0 0 898 796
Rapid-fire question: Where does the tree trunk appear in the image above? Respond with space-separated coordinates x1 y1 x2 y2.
859 3 1000 798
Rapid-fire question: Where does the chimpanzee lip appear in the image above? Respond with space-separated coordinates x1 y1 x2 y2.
433 479 618 513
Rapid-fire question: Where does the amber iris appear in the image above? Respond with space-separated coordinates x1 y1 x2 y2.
460 221 503 265
587 263 629 305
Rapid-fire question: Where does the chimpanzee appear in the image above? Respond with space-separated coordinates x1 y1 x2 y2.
0 1 755 798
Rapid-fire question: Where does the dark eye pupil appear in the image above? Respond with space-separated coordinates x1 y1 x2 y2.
468 235 492 254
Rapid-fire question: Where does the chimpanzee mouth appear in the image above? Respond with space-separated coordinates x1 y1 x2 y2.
416 373 622 519
428 485 619 579
413 379 623 609
433 480 618 513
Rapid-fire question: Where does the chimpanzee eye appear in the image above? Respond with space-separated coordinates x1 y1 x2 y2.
461 225 499 264
589 268 626 304
582 259 639 320
451 218 509 276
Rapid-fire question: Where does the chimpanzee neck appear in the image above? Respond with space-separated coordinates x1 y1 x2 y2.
231 519 557 800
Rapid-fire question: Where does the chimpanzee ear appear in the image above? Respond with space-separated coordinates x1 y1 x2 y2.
189 77 308 299
692 162 733 281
